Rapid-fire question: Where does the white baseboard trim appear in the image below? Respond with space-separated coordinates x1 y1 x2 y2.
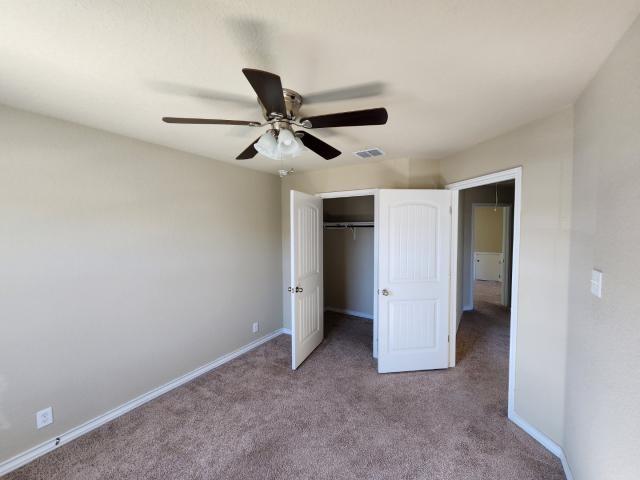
325 306 373 320
509 411 562 457
559 451 574 480
509 410 573 479
463 304 473 312
281 328 291 335
0 328 288 477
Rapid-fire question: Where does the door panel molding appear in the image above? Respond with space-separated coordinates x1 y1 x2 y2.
377 189 451 373
290 190 323 369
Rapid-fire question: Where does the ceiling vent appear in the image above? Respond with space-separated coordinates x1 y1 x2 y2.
354 148 385 159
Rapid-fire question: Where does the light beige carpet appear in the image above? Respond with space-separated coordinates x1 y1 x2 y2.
474 279 503 306
5 302 564 479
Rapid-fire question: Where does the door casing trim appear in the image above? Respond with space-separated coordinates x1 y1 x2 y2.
446 166 522 421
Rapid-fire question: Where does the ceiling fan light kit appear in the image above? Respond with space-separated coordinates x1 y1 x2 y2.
276 128 304 157
162 68 388 164
254 128 305 160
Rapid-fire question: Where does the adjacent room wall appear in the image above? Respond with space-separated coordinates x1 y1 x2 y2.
0 104 283 463
565 15 640 480
437 108 574 445
474 207 504 253
459 185 513 309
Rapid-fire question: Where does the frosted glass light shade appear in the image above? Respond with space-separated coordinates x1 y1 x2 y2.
278 130 303 157
254 131 278 159
278 129 295 147
255 129 305 160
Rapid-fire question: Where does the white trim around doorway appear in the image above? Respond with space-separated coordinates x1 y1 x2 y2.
446 167 522 422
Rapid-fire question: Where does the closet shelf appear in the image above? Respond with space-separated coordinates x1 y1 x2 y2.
323 222 374 228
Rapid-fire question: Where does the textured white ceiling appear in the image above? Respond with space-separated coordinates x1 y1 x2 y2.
1 1 639 173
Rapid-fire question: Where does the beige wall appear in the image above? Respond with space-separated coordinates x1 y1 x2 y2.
438 109 574 445
324 228 374 316
565 15 640 480
0 105 283 462
474 207 504 253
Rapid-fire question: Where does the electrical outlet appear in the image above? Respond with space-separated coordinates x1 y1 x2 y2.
252 322 259 333
36 407 53 429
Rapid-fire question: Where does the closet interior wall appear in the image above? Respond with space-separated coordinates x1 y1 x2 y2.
323 196 375 319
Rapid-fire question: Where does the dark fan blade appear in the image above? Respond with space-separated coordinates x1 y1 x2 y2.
163 117 261 126
300 108 388 128
242 68 286 117
235 137 262 160
297 132 341 160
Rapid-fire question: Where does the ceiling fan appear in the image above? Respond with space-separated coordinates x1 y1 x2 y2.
162 68 388 161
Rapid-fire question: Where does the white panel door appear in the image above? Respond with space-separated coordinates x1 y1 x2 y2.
290 190 323 369
378 189 451 373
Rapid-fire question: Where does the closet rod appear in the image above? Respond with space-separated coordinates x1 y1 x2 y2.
323 222 374 228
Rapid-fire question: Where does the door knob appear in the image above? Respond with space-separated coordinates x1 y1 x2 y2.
381 288 390 296
295 286 303 293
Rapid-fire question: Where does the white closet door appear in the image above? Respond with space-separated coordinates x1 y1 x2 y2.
290 190 324 369
377 189 451 373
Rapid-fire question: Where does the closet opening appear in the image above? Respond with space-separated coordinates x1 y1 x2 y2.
322 194 376 359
